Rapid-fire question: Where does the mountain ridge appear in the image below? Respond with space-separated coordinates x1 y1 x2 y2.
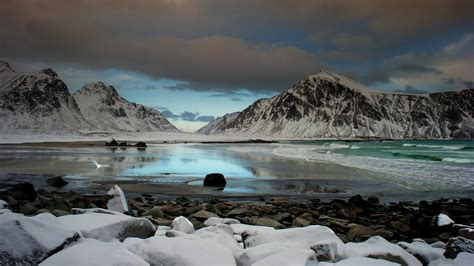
0 61 179 134
198 72 473 139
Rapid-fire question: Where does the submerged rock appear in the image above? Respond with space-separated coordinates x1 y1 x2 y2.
46 176 69 188
105 138 119 146
134 142 147 148
203 173 227 187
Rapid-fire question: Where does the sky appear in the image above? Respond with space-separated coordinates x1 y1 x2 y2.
1 0 473 132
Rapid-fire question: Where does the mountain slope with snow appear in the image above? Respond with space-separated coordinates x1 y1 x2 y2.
73 82 179 132
0 61 94 133
199 71 474 139
197 112 239 134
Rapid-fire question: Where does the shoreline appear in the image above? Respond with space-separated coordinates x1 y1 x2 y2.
1 182 472 244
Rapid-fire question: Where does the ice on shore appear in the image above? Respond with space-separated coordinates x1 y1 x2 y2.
106 185 129 214
39 238 148 266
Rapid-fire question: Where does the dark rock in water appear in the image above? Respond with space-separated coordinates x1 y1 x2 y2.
5 182 37 201
135 142 147 148
203 173 227 187
47 176 69 188
367 197 380 205
119 141 129 147
444 237 474 258
105 139 119 146
348 195 370 207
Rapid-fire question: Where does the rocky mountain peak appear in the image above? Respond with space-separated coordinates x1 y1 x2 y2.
40 68 58 79
79 82 120 98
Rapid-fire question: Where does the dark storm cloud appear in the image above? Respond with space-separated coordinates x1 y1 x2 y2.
393 65 442 75
0 0 473 92
160 110 180 119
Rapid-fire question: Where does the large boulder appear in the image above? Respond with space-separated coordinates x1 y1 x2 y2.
343 236 422 266
40 238 148 266
3 182 37 201
0 212 79 265
126 235 236 266
46 176 69 188
444 237 474 259
398 240 444 265
58 208 156 242
203 173 227 187
193 224 242 255
134 142 147 148
319 257 399 266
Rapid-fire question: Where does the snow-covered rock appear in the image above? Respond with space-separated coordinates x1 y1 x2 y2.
430 252 474 266
58 208 155 241
126 235 236 266
172 216 195 234
236 243 307 265
437 213 455 226
199 71 474 139
252 248 317 266
0 212 79 264
244 225 344 251
398 241 445 264
0 199 10 214
319 257 399 266
106 185 129 214
444 237 474 259
229 223 275 235
73 82 179 132
40 238 148 266
204 217 241 226
343 236 422 266
193 224 242 254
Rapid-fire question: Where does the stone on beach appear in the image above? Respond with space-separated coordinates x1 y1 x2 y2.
203 173 227 187
39 238 148 266
172 216 195 234
0 212 79 265
398 240 445 265
58 208 156 242
204 217 241 226
106 185 130 214
436 213 455 227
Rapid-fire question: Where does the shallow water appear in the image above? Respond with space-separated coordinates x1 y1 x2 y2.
0 141 472 201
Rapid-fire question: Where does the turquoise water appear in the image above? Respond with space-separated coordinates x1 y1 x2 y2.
0 141 472 200
273 140 474 192
306 140 474 163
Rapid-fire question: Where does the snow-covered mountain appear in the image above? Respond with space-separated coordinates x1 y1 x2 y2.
0 61 94 133
73 82 179 132
196 112 239 134
198 71 474 139
0 61 179 134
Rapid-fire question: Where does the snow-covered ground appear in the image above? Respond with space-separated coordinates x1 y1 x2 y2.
1 188 473 265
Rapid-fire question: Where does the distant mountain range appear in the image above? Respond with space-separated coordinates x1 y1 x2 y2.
199 71 473 139
0 61 178 134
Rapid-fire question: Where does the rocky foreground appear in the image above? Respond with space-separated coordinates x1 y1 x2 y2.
1 182 473 265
